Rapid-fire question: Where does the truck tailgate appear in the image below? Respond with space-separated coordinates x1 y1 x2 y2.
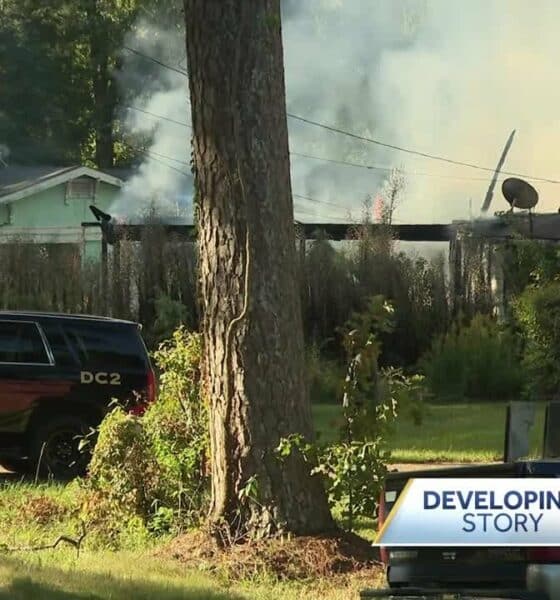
380 461 560 590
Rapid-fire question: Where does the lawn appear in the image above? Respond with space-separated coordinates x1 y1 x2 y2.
0 551 382 600
313 401 546 463
0 401 545 598
0 482 382 599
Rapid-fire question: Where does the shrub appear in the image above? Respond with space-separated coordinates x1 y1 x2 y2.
150 291 190 346
513 281 560 400
306 344 345 404
146 327 208 525
82 408 157 547
278 296 427 530
82 327 208 545
420 314 524 401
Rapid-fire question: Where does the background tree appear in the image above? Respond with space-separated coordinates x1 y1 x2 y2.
184 0 334 539
0 0 183 167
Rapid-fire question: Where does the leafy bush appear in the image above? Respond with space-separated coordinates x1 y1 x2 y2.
513 281 560 400
420 314 524 401
146 327 208 525
326 297 425 524
150 291 190 346
306 344 344 404
82 408 156 548
82 328 208 545
278 296 426 530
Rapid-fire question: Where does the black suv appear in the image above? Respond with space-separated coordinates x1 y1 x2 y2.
0 311 155 478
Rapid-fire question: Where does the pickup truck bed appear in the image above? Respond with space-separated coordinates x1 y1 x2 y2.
375 461 560 599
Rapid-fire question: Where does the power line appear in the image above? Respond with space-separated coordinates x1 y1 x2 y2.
123 46 560 185
127 105 498 183
126 106 192 129
294 207 351 222
291 151 496 182
123 142 357 217
138 147 191 167
293 193 355 212
123 46 189 77
122 141 191 177
288 114 560 184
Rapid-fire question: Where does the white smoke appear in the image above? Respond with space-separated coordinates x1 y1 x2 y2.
111 22 193 223
114 1 560 228
283 0 560 223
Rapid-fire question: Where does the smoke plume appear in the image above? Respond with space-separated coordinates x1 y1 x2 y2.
114 1 560 226
283 0 560 223
112 21 193 222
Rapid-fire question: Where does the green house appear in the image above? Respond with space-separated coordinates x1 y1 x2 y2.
0 165 126 261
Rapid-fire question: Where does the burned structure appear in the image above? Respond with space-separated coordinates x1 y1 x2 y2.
449 177 560 320
85 158 560 326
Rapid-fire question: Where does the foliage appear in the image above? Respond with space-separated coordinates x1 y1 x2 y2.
0 233 198 350
150 291 190 345
301 227 450 367
513 281 560 400
278 297 426 530
501 240 560 301
146 327 208 526
420 314 524 402
382 367 427 426
82 408 156 547
306 343 345 405
82 328 208 545
0 0 184 166
327 297 424 526
0 220 447 365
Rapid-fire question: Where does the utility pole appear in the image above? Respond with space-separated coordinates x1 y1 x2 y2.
481 129 516 214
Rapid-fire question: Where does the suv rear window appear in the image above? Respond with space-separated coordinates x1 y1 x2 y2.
0 321 50 364
64 324 147 370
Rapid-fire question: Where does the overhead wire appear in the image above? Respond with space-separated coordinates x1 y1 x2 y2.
126 105 509 187
123 45 560 185
123 142 354 220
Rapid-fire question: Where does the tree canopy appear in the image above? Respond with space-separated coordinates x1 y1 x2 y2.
0 0 183 167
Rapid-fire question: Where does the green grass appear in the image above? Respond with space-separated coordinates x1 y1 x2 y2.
313 401 546 463
0 400 544 598
0 548 381 600
0 481 382 599
0 551 382 600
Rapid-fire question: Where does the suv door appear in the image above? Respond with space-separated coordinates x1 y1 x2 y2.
63 322 151 412
0 319 60 435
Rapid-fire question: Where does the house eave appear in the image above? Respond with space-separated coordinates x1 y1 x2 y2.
0 166 123 205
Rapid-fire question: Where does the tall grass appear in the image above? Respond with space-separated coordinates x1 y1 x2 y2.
0 228 198 346
420 314 524 402
0 220 490 361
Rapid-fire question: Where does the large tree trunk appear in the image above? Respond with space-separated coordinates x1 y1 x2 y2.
184 0 334 539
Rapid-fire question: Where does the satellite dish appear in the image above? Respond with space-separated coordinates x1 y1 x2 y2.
501 178 539 210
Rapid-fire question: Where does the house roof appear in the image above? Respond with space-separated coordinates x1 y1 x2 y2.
0 165 126 204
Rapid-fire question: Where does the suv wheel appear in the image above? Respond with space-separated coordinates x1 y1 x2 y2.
30 416 92 480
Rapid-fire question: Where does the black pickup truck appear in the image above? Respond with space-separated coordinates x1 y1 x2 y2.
360 461 560 600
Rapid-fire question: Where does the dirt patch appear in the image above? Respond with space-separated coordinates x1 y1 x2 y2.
160 529 382 582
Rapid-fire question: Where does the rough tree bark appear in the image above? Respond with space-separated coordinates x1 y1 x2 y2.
184 0 335 538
